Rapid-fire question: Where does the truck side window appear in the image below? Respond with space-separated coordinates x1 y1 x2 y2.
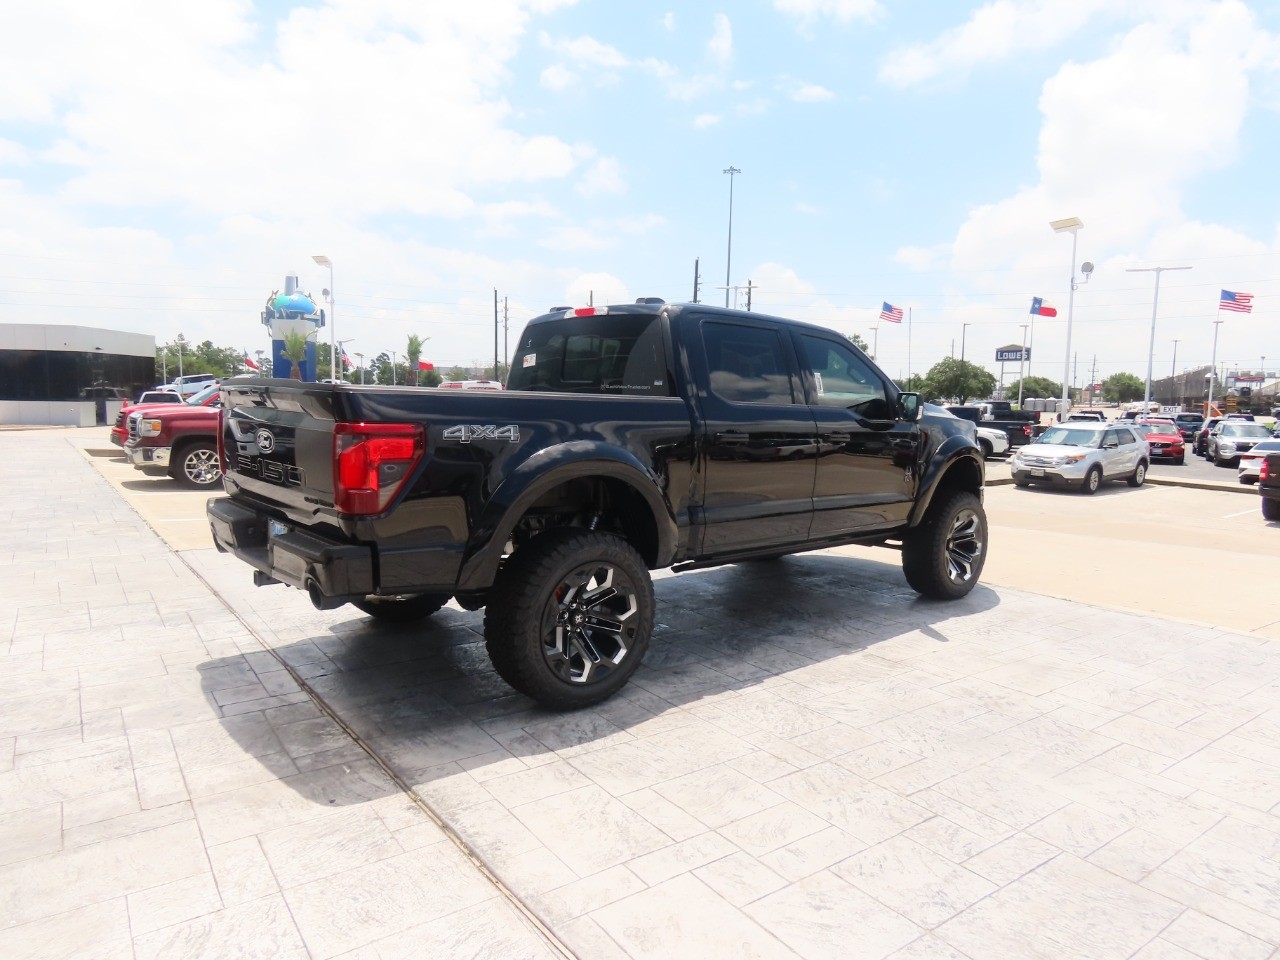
798 335 890 416
702 322 795 404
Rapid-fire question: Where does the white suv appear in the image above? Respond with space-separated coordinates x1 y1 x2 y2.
1010 423 1148 494
167 373 219 397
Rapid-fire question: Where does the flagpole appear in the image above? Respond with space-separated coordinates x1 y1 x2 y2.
907 307 913 386
1208 306 1223 416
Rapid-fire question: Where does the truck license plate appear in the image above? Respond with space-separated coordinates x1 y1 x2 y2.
268 520 289 537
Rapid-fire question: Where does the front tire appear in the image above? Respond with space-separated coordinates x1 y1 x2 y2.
1081 466 1102 495
1128 461 1147 487
484 529 654 709
902 491 987 600
353 594 450 622
173 441 221 489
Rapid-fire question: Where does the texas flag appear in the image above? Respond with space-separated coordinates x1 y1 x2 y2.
242 350 259 371
418 361 434 372
1030 297 1058 317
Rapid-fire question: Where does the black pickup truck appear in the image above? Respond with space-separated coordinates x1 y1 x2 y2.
208 301 987 707
945 406 1036 449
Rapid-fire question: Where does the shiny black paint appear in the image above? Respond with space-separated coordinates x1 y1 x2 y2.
215 303 983 597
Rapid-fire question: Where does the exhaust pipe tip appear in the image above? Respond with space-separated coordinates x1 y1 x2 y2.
305 579 345 611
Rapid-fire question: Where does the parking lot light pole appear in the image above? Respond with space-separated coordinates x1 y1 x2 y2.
723 166 740 308
1127 264 1192 410
1050 218 1084 418
312 255 335 380
1018 323 1029 406
1208 319 1223 412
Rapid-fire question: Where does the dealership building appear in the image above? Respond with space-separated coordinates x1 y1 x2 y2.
0 324 156 426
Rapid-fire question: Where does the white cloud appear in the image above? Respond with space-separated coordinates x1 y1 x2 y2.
878 0 1112 87
707 14 733 65
0 1 581 221
540 64 578 90
566 273 631 307
791 83 835 102
774 0 884 30
693 113 721 129
662 12 675 32
894 245 949 271
540 32 630 68
577 157 626 197
0 138 30 165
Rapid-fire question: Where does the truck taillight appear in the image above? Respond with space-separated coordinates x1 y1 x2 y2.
332 422 425 516
1263 460 1271 483
1023 425 1032 437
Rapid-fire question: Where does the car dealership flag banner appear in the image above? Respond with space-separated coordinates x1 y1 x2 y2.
879 302 904 324
1219 290 1254 313
242 351 259 371
1030 297 1058 317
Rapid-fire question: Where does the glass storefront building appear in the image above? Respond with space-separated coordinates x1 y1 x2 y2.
0 324 156 425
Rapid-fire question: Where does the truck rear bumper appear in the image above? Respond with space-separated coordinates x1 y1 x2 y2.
207 498 375 605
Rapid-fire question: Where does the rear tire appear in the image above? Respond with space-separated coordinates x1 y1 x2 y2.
353 594 449 622
173 441 221 489
1128 461 1147 487
1081 466 1102 495
1263 498 1280 521
484 529 653 709
1241 476 1257 485
902 490 987 600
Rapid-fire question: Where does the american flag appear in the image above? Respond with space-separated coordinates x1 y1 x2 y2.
879 301 904 324
1219 290 1253 314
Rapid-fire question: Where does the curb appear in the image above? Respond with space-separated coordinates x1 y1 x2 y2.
984 473 1252 494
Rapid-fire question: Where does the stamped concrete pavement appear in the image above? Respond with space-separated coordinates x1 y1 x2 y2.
4 428 1280 960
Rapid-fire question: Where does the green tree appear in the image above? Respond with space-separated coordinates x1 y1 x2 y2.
406 334 426 387
848 332 870 354
281 331 308 380
443 366 470 382
922 357 997 404
1103 372 1144 403
898 373 927 393
1004 376 1062 403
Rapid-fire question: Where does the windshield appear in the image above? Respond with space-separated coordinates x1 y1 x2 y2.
506 313 672 396
185 385 220 405
1222 424 1271 438
1035 427 1102 447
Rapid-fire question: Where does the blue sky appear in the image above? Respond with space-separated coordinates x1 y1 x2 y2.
2 0 1278 386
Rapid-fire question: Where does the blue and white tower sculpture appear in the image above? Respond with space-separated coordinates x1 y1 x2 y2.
262 275 325 381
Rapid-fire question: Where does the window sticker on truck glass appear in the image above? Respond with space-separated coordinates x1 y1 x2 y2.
523 353 536 368
814 372 824 396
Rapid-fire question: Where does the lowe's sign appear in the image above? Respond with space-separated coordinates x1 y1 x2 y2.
996 347 1030 363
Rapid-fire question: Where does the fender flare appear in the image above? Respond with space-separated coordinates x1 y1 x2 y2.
908 437 985 527
454 441 678 591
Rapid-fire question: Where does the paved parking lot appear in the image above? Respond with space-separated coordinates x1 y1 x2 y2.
3 428 1280 960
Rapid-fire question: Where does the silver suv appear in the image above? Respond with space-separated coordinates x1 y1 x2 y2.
1206 421 1274 467
1010 423 1148 494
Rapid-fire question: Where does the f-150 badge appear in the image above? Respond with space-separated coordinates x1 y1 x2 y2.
443 424 520 443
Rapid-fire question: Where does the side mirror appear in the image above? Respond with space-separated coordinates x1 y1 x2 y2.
897 392 922 422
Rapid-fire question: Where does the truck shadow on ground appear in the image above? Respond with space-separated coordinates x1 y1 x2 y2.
198 550 1001 806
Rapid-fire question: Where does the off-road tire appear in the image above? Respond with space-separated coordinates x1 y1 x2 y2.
172 441 221 489
484 528 654 709
1263 498 1280 521
352 594 450 622
1127 461 1147 487
901 490 987 600
1081 466 1102 495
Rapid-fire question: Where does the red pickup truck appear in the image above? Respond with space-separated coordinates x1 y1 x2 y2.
110 384 221 447
123 402 222 488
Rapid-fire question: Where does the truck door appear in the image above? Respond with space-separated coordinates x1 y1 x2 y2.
794 331 919 535
693 318 817 554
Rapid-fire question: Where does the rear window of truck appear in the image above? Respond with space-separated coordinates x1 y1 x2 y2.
507 314 672 396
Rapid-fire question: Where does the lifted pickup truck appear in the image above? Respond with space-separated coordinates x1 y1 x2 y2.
208 301 988 707
1261 453 1280 521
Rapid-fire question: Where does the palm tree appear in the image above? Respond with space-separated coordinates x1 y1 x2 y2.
282 331 308 380
406 334 428 387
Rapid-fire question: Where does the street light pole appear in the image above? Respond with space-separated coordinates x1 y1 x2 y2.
870 325 879 360
1050 218 1085 418
355 352 364 385
1208 319 1223 412
960 323 970 365
1171 339 1180 379
1126 264 1192 410
1018 323 1029 407
723 166 741 308
312 255 335 381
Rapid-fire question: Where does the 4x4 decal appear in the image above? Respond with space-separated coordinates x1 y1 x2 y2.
442 424 520 443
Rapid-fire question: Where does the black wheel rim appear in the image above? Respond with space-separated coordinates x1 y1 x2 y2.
945 509 983 584
541 561 639 684
185 449 220 485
